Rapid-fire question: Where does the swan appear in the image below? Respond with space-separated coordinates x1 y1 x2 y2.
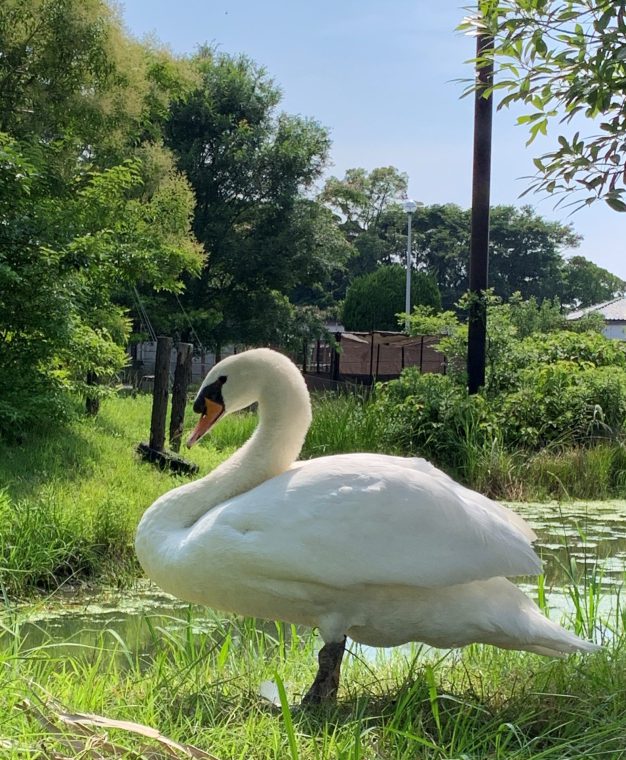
135 348 599 703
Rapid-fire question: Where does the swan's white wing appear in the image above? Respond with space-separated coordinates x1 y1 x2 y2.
196 454 541 590
358 454 537 541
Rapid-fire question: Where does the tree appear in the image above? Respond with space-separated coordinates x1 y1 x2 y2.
342 265 441 332
0 0 196 160
560 255 626 306
389 203 580 307
320 166 408 235
463 0 626 210
489 205 581 300
0 136 203 435
0 0 203 435
164 50 348 350
319 167 408 291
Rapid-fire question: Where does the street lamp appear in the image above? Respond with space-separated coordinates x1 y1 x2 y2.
402 199 420 331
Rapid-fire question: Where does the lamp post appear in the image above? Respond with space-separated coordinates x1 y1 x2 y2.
402 199 419 331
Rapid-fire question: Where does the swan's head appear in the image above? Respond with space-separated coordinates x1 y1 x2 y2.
186 348 308 448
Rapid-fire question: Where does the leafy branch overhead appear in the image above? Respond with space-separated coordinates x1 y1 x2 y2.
461 0 626 211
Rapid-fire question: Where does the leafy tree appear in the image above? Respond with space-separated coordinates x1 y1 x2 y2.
561 255 626 306
342 265 441 332
389 202 580 307
320 166 408 236
164 50 348 350
0 0 195 159
463 0 626 210
0 138 202 435
404 306 463 336
489 205 581 300
318 167 409 299
324 189 585 308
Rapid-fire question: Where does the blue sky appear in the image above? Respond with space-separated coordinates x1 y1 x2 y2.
121 0 626 281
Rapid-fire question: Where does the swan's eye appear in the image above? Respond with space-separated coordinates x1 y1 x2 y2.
219 375 227 385
193 378 226 415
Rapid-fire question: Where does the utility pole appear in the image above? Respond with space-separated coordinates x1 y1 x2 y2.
467 27 494 394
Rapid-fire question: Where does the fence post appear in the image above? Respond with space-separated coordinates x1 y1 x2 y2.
169 342 193 452
149 335 172 452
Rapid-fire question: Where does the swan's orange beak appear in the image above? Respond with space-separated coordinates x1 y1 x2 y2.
186 399 224 448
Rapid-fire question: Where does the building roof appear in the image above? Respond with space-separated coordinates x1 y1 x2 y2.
567 295 626 322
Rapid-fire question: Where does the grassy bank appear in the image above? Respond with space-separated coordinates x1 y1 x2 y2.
1 392 626 596
1 394 625 757
1 603 624 759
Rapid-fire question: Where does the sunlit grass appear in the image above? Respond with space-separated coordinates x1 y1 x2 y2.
1 394 626 756
0 602 624 759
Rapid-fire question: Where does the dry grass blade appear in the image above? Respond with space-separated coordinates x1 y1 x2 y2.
17 698 221 760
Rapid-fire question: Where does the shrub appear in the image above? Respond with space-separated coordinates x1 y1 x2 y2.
499 363 626 449
370 370 498 476
342 265 441 331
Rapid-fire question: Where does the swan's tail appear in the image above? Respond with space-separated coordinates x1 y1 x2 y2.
504 618 601 658
474 578 601 657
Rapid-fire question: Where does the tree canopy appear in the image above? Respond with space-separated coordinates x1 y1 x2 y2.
342 265 441 332
0 0 203 435
462 0 626 211
162 49 349 350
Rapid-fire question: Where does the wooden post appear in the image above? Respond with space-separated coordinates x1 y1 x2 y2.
169 342 193 452
467 29 494 394
149 335 172 452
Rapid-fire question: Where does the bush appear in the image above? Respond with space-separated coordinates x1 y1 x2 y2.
370 370 498 476
500 363 626 449
342 265 441 331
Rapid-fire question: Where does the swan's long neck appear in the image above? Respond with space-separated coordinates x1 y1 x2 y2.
137 367 312 537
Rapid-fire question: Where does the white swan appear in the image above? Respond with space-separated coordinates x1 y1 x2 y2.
135 348 599 702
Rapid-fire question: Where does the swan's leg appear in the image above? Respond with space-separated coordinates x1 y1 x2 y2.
302 637 346 704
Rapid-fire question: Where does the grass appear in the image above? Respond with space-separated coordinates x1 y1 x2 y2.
0 603 624 759
0 394 238 596
1 392 625 596
1 393 626 757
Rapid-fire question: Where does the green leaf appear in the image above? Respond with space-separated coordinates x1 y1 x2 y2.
605 197 626 212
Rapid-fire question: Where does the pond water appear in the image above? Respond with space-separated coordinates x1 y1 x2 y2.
3 500 626 661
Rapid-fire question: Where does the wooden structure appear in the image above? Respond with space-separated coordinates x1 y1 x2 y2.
137 336 198 474
306 331 446 388
169 342 193 452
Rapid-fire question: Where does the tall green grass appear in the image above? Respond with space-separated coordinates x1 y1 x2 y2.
303 392 388 458
0 601 623 759
0 395 234 597
1 392 625 597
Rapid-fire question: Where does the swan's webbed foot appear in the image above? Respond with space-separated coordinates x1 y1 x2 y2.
301 638 346 705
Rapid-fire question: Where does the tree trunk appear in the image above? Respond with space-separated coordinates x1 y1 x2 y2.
169 342 193 452
149 335 172 452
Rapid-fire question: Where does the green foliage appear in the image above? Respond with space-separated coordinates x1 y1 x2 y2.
404 305 460 336
162 49 346 350
501 363 626 448
462 1 626 210
375 293 626 492
0 0 195 155
0 1 206 435
488 205 581 300
342 265 441 331
0 134 202 436
371 370 489 463
561 255 626 306
320 166 408 232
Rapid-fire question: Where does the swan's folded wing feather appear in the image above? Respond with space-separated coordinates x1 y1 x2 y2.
209 458 542 590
